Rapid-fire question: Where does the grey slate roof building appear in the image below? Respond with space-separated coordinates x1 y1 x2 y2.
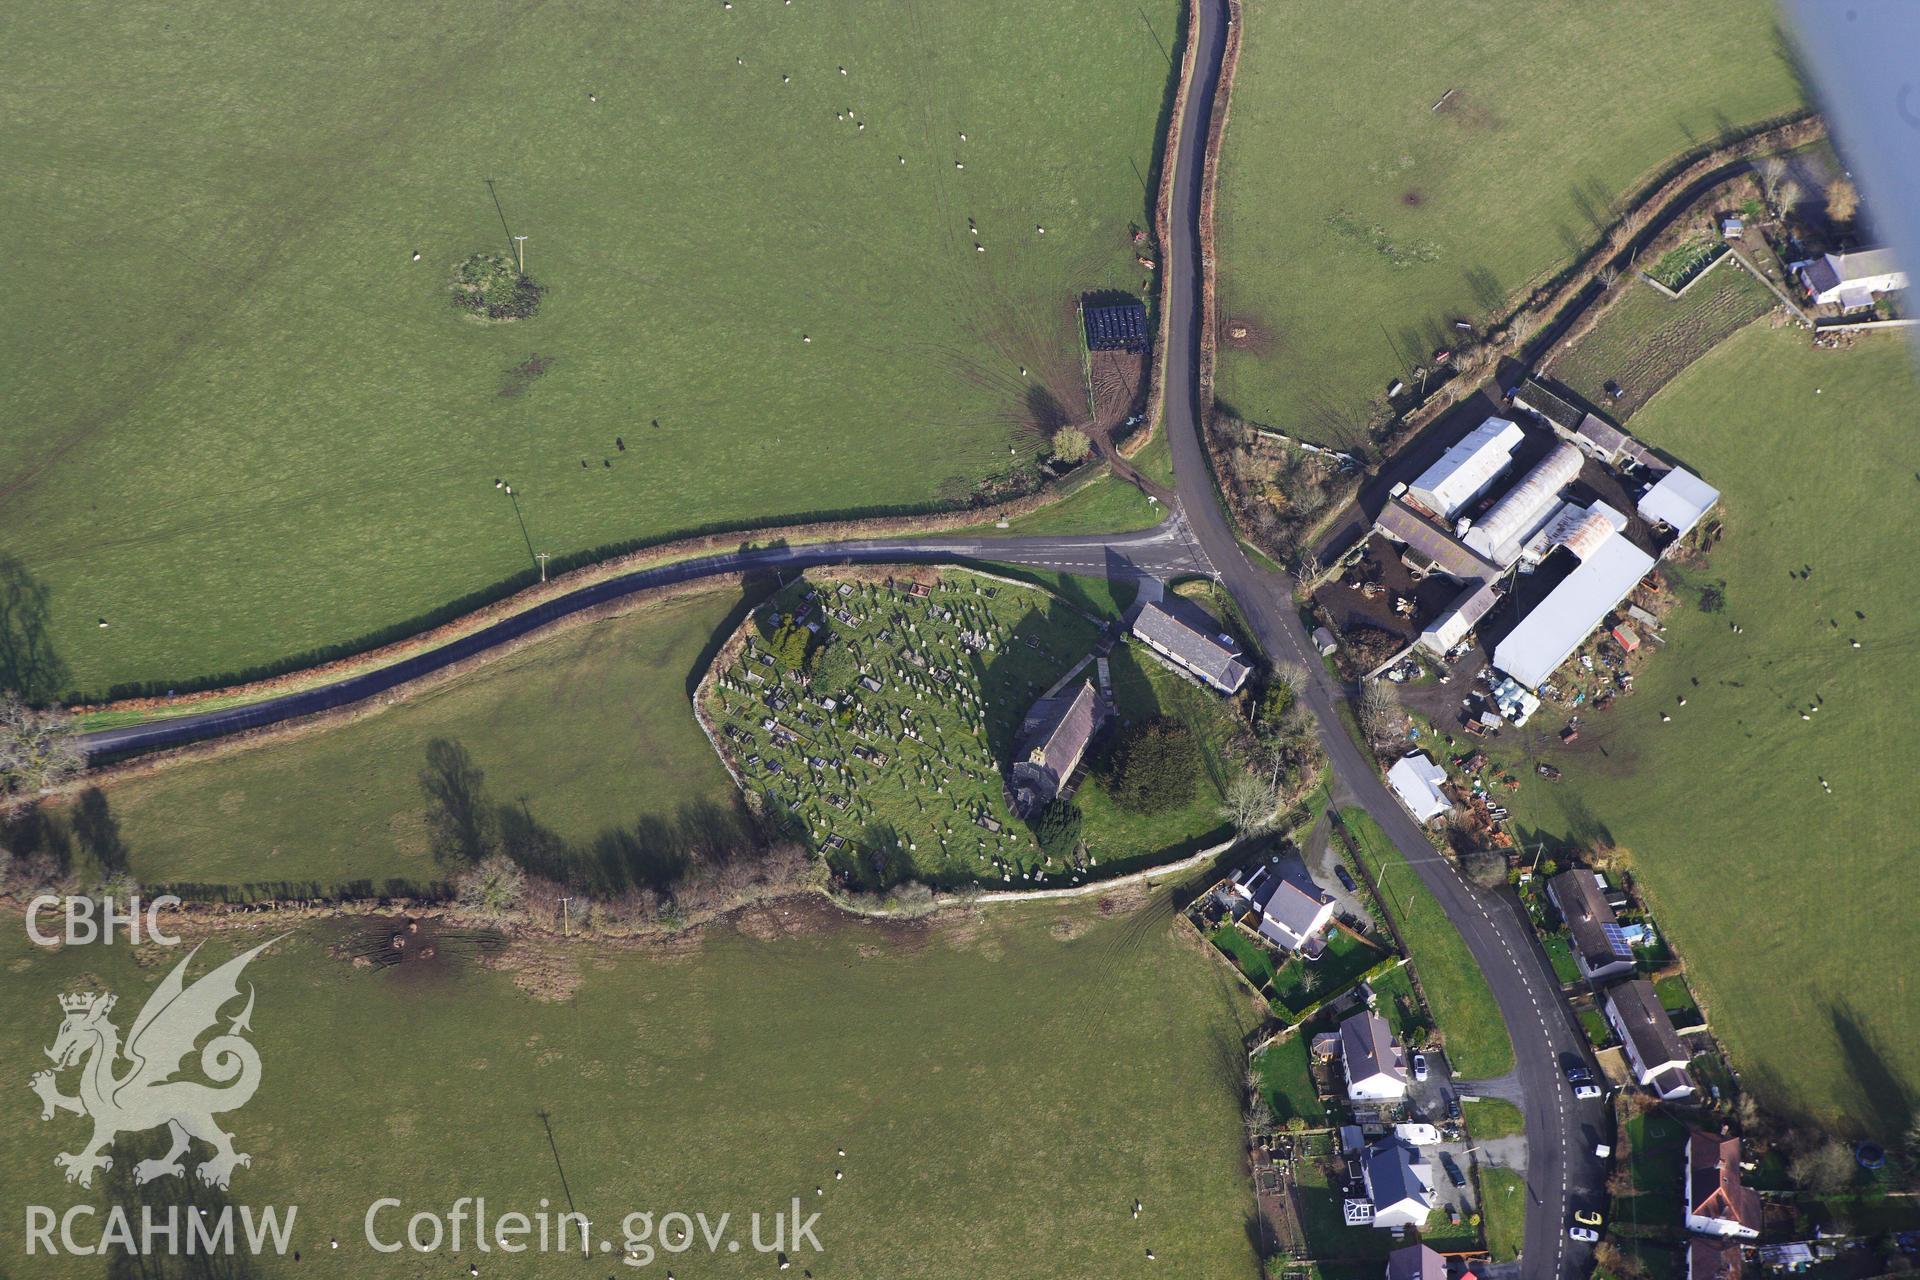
1546 869 1636 982
1374 500 1501 583
1361 1136 1435 1229
1007 680 1103 817
1605 978 1694 1099
1339 1008 1409 1100
1131 598 1250 694
1386 1243 1449 1280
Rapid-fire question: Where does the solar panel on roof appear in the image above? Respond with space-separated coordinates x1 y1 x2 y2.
1084 302 1149 352
1602 922 1633 959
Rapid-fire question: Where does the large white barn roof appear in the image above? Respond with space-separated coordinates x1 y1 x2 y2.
1407 416 1525 519
1493 534 1655 689
1637 467 1721 542
1386 753 1450 822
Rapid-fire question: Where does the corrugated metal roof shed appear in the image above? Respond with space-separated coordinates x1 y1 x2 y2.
1637 467 1721 542
1492 533 1655 688
1406 415 1525 519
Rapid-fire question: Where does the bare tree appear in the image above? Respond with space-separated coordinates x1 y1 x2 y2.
1789 1137 1856 1196
0 693 82 807
1356 680 1400 747
1826 178 1859 225
1220 771 1280 836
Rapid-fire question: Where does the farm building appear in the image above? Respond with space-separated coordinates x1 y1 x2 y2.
1491 533 1655 689
1604 979 1695 1100
1545 869 1636 982
1405 414 1525 519
1637 465 1721 544
1083 299 1150 352
1686 1132 1763 1239
1226 862 1335 955
1386 752 1451 823
1791 247 1907 309
1514 378 1654 467
1340 1009 1410 1101
1130 598 1250 694
1459 441 1585 565
1374 501 1501 583
1007 680 1104 818
1418 579 1500 656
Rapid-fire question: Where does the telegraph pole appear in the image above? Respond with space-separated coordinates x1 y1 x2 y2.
536 551 551 583
513 235 528 274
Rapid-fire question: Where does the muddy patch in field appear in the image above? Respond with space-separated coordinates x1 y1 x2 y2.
1221 314 1277 357
332 915 506 988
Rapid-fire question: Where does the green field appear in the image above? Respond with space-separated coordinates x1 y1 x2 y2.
1 0 1179 699
1502 325 1920 1131
1338 810 1513 1078
703 571 1235 887
58 587 748 894
1547 263 1777 418
1213 0 1801 442
992 468 1166 537
0 897 1265 1277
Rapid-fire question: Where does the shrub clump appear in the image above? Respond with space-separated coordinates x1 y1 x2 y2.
452 252 544 321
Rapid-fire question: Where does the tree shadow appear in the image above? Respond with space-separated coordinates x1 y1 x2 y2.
100 1127 261 1279
0 555 69 703
72 786 129 876
419 738 496 867
1826 1001 1916 1136
418 738 762 900
1463 265 1505 313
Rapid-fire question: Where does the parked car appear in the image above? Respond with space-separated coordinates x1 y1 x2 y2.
1439 1153 1467 1188
1574 1209 1603 1229
1569 1226 1600 1244
1565 1064 1594 1084
1334 865 1358 894
1595 1143 1613 1160
1446 1095 1462 1122
1573 1083 1603 1101
1412 1053 1429 1082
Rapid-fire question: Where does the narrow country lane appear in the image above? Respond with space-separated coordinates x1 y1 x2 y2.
72 7 1603 1273
77 521 1208 758
1155 1 1602 1274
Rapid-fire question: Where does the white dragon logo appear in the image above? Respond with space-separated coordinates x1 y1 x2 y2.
29 937 281 1190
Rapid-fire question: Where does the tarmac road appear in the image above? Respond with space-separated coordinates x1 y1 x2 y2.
78 520 1208 759
78 6 1606 1271
1156 1 1605 1273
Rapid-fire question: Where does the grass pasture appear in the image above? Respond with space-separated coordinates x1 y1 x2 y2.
1213 0 1802 442
0 0 1180 699
51 587 748 895
1546 261 1777 418
1502 325 1920 1131
0 898 1266 1278
1338 810 1513 1079
702 570 1234 887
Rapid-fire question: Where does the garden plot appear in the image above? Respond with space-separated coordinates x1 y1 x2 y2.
700 569 1234 890
1547 262 1777 418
